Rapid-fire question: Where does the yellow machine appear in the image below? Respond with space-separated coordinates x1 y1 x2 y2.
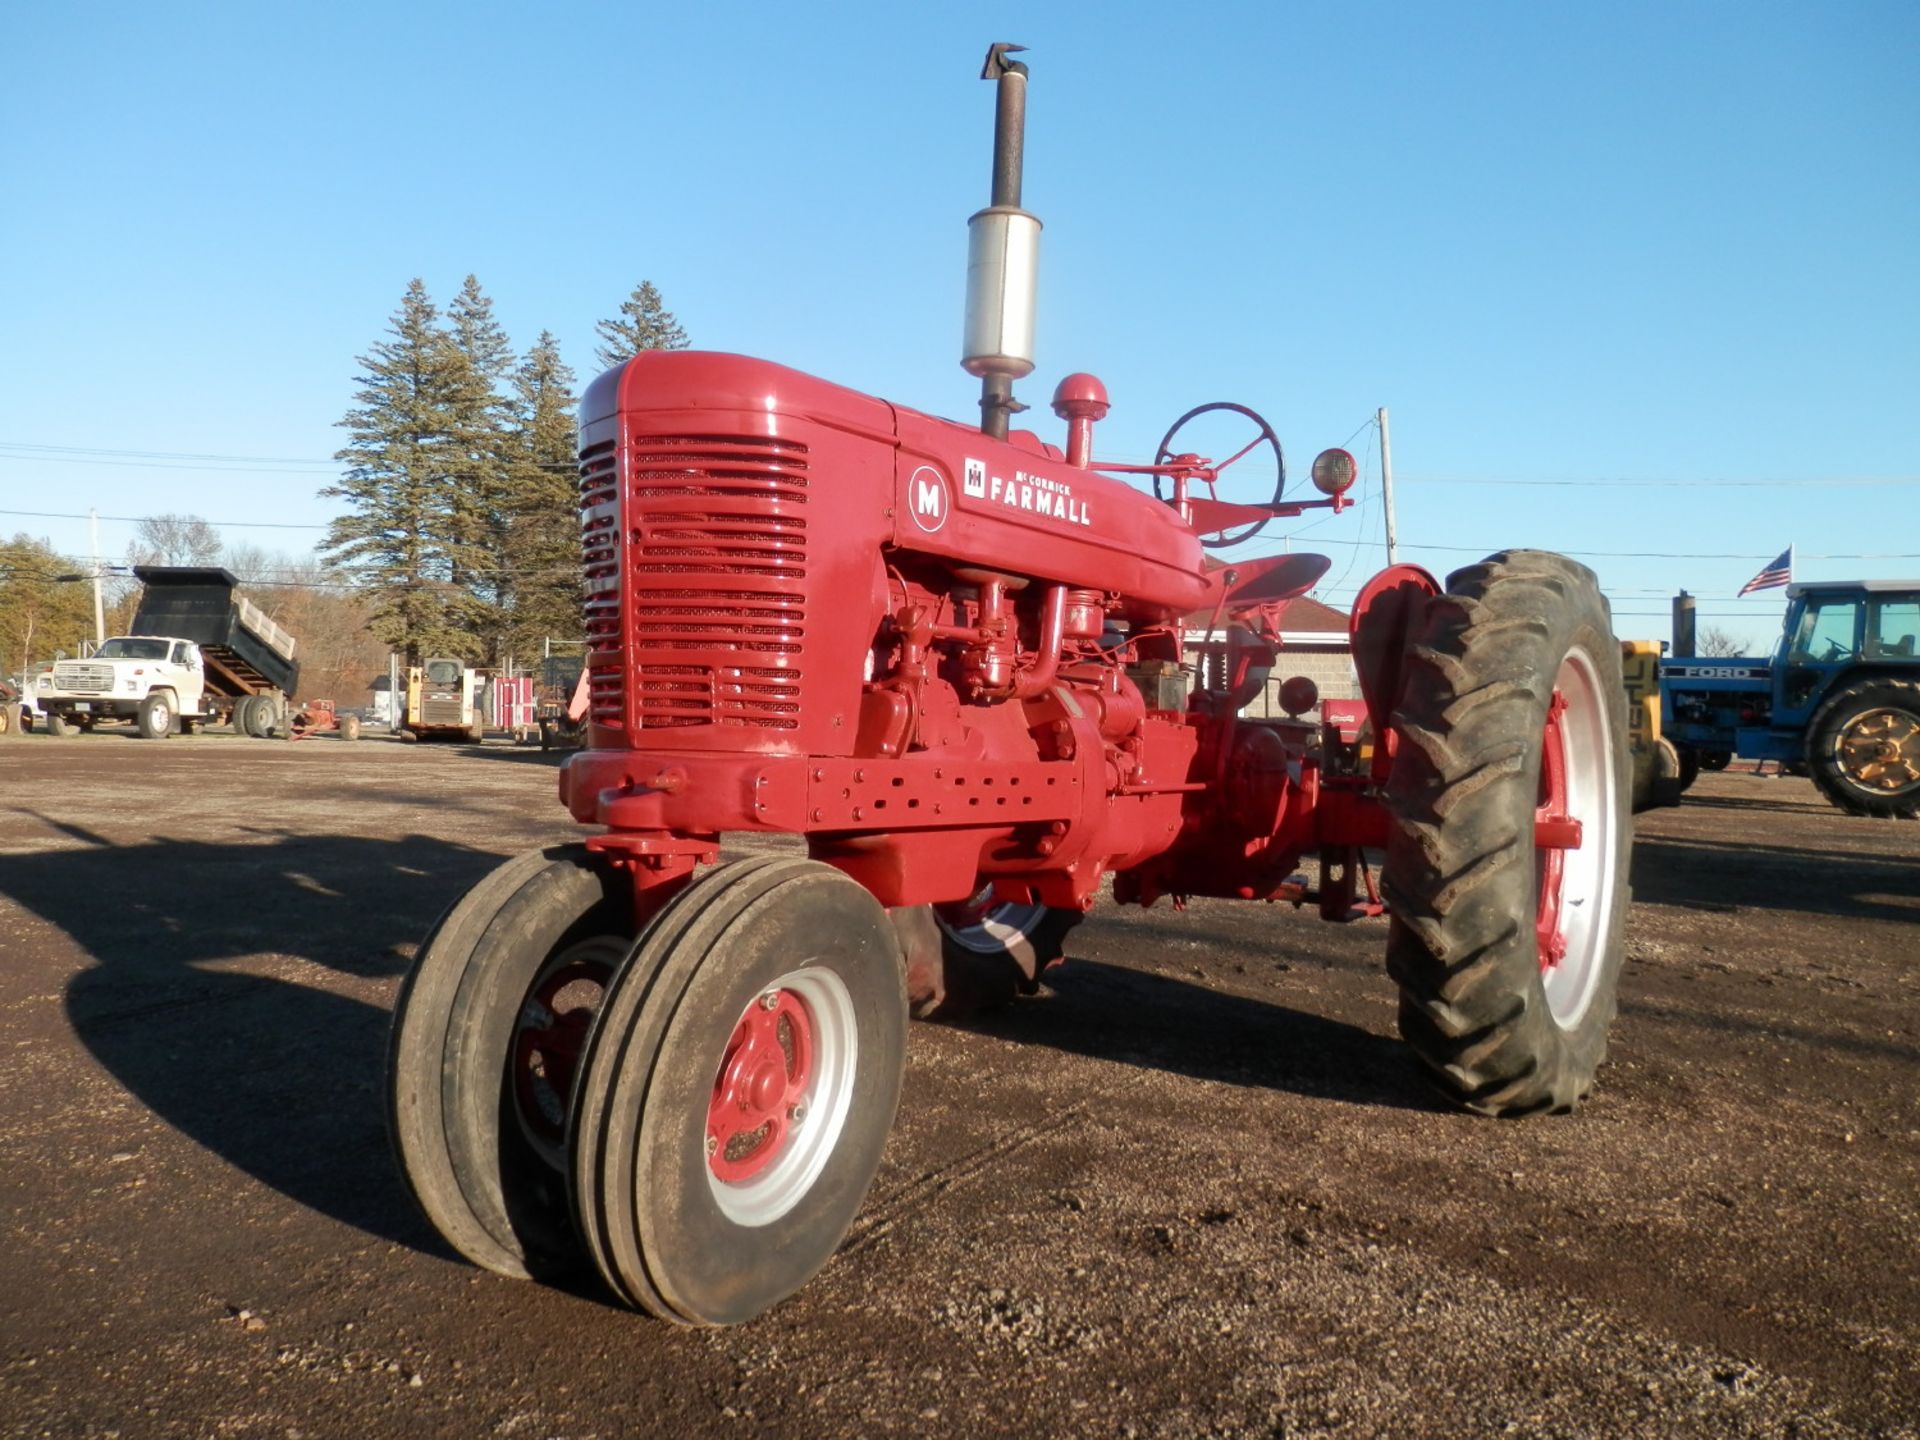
1621 640 1681 812
403 657 485 743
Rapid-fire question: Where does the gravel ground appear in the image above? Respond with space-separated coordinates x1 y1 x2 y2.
0 729 1914 1439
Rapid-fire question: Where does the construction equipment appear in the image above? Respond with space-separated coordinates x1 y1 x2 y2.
387 45 1633 1326
32 566 298 738
399 657 485 743
1621 640 1683 812
1663 580 1920 817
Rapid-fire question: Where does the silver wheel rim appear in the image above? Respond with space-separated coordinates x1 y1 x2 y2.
934 897 1049 955
1543 645 1619 1029
706 965 858 1229
150 701 170 729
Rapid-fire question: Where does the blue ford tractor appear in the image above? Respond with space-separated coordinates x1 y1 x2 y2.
1662 580 1920 818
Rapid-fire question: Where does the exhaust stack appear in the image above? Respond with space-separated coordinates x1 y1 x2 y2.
963 43 1042 440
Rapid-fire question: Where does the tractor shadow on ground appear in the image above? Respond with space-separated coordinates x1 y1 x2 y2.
1629 834 1919 925
448 742 569 766
0 825 510 1256
967 957 1450 1115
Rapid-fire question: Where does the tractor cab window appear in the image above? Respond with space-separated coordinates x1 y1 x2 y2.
1867 597 1920 660
1788 598 1862 664
425 659 461 685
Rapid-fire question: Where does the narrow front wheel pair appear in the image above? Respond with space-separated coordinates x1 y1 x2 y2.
388 849 906 1324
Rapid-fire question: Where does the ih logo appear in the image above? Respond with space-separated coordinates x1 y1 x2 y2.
963 457 988 498
909 465 949 533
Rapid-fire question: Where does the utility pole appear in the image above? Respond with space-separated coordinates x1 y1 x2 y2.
88 507 105 647
1377 407 1399 566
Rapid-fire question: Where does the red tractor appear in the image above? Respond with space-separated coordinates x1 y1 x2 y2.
389 47 1631 1326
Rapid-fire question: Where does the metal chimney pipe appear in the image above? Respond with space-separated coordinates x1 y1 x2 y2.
1672 590 1697 658
964 43 1042 441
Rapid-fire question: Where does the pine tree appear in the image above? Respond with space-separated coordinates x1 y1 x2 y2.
594 280 689 370
444 274 517 659
502 331 582 659
320 280 473 664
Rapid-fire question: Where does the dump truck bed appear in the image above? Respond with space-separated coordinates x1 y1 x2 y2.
129 566 301 697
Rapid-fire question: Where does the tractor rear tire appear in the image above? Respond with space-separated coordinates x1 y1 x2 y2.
1382 550 1633 1116
1805 677 1920 818
891 897 1081 1020
569 857 907 1325
387 846 638 1280
339 714 361 742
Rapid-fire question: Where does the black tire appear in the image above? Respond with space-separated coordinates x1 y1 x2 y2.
1673 743 1701 793
1699 749 1732 772
231 696 257 736
387 846 636 1279
0 707 10 736
249 694 281 738
19 709 32 733
339 714 361 742
466 721 485 744
1382 550 1633 1116
46 712 71 737
891 897 1082 1020
1635 735 1685 812
570 857 907 1325
1805 677 1920 819
136 691 175 740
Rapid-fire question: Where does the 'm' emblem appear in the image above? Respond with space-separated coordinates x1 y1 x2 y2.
909 466 949 533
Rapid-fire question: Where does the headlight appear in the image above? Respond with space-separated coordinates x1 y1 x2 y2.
36 676 50 689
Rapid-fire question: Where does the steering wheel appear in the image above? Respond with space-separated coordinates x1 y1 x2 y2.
1153 402 1287 549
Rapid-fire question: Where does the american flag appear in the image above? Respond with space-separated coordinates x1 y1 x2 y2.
1738 546 1793 597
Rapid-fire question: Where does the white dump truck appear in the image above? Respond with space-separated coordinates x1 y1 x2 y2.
34 566 300 739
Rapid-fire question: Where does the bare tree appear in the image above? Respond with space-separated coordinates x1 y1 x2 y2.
126 514 223 568
1697 625 1750 658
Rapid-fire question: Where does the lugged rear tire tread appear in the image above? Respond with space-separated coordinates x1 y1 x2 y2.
1805 676 1920 819
1382 550 1632 1117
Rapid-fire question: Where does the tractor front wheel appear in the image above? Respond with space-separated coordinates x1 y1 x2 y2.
1383 550 1633 1115
387 846 638 1279
1806 678 1920 818
569 857 906 1325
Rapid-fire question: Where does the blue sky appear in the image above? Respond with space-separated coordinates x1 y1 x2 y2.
3 2 1914 650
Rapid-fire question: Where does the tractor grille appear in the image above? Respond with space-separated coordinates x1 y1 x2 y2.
422 696 464 727
583 431 810 732
580 440 623 725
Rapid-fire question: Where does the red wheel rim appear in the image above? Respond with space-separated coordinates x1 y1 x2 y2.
1534 689 1583 972
708 990 814 1184
512 952 614 1157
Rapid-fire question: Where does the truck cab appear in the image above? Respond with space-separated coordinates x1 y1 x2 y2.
1663 580 1920 815
38 636 209 738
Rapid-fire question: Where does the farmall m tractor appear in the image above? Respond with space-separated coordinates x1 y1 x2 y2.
389 48 1632 1325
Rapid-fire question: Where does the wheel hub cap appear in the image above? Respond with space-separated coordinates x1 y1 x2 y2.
709 990 814 1184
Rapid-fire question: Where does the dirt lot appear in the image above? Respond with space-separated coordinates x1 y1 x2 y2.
0 729 1914 1439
